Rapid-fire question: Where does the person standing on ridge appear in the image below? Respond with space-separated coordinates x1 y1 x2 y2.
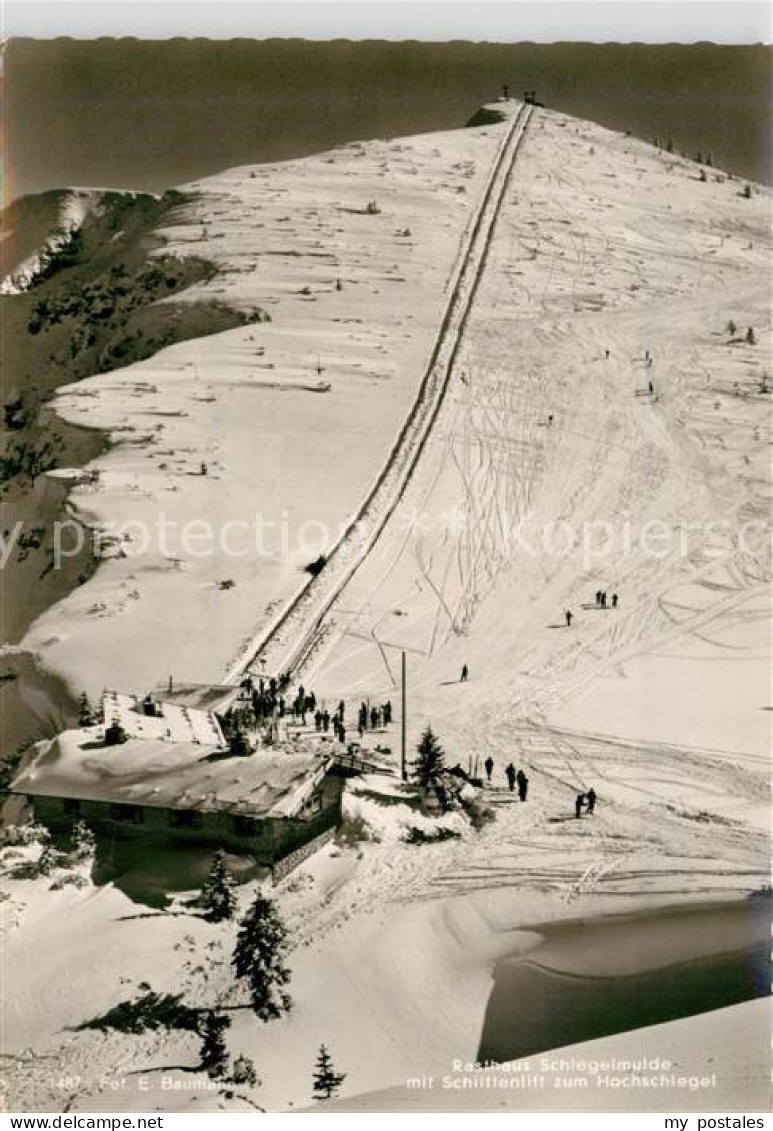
575 792 585 818
461 663 469 682
516 769 529 802
586 787 597 814
484 756 494 783
505 763 517 792
565 610 573 627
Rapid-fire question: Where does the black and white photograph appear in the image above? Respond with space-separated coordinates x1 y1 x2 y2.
1 0 770 1119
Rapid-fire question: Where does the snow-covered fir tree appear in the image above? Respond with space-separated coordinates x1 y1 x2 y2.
230 1054 259 1087
199 1011 231 1079
77 692 95 727
200 849 237 922
70 820 96 861
232 892 292 1021
312 1044 347 1101
413 725 445 788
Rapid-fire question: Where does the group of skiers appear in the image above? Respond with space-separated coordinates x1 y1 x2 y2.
239 673 292 723
507 763 529 800
565 590 620 626
237 675 394 746
575 788 597 817
482 756 529 800
357 700 393 736
481 753 598 817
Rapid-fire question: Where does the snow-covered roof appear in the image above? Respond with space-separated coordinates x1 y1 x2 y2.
148 681 242 714
11 730 330 819
102 690 225 748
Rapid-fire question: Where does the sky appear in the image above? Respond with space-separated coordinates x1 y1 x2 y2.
4 1 771 44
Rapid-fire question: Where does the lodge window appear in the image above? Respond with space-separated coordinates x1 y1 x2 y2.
168 809 204 829
110 803 144 824
230 815 255 838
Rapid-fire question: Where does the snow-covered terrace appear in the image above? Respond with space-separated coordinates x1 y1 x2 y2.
102 689 226 747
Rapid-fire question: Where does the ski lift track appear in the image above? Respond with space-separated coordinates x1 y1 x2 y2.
226 104 535 683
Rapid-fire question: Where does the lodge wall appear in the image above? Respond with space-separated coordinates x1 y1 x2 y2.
27 774 345 864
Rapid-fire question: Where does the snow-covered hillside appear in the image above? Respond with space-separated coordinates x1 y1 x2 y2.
5 100 771 1113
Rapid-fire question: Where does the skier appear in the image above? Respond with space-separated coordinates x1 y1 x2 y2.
547 414 554 427
648 379 654 395
595 590 602 607
565 609 573 627
575 792 585 819
600 591 607 609
611 593 618 609
605 348 610 359
586 787 597 814
370 706 379 730
516 768 529 802
505 763 517 793
484 756 494 783
461 663 469 682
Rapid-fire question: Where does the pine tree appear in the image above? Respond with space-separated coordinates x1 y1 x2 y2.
70 820 96 861
37 844 61 876
199 1011 231 1079
77 692 95 727
231 1054 259 1087
200 850 237 923
232 892 292 1021
413 726 446 789
312 1044 346 1101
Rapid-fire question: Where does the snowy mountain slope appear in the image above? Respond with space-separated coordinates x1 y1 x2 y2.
4 102 770 1113
20 121 507 701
